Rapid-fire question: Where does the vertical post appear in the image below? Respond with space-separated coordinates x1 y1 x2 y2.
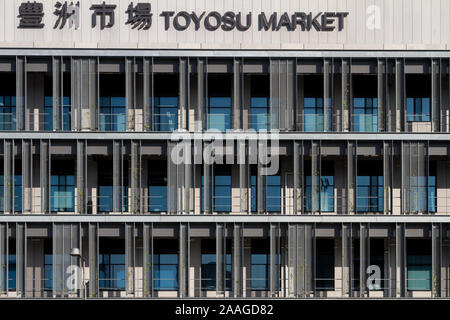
203 142 212 214
383 141 393 214
125 223 135 296
239 140 248 213
143 223 153 297
167 141 178 214
342 223 351 297
16 56 26 131
270 59 280 130
77 140 87 214
179 223 189 297
324 58 333 132
71 57 81 131
341 58 351 132
179 57 189 130
183 139 191 214
0 223 6 293
293 141 303 215
431 59 441 132
216 223 225 295
311 141 320 214
143 57 151 131
257 141 265 214
432 223 442 297
395 223 406 297
22 140 32 214
88 222 98 298
113 140 122 213
347 141 356 215
286 59 296 131
40 140 50 214
197 58 206 131
233 57 242 130
16 223 26 297
395 59 405 132
232 223 243 297
359 223 369 297
131 140 141 214
270 223 280 296
287 224 297 297
377 59 387 132
4 140 13 214
52 56 62 131
125 57 136 132
304 224 314 296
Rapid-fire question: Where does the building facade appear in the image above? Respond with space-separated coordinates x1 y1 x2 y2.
0 0 450 299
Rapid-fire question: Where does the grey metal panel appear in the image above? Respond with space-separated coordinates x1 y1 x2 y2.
179 223 189 297
125 223 135 295
26 59 51 72
238 140 248 213
342 223 351 296
324 58 333 132
98 59 124 73
257 142 265 214
126 57 136 131
143 223 153 297
304 224 314 295
0 223 6 292
88 223 98 297
3 140 13 214
359 224 369 297
378 59 387 132
233 58 242 130
0 59 14 72
347 141 356 214
16 223 26 297
232 223 243 297
113 140 122 213
153 62 177 73
40 140 50 214
77 140 87 214
196 58 206 130
16 56 25 131
383 141 393 214
203 143 212 214
287 224 296 296
293 141 303 214
431 59 441 132
167 141 178 214
269 223 280 296
130 141 141 214
311 141 320 214
179 58 189 130
216 223 225 294
22 140 32 214
432 223 441 297
53 57 62 131
395 59 405 132
143 58 151 132
395 223 406 297
71 57 81 131
342 58 351 132
269 59 280 130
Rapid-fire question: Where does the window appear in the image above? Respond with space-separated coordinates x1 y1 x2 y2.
0 95 16 131
44 239 52 291
353 75 378 132
208 74 232 131
100 74 126 131
406 74 431 122
98 160 128 213
50 160 75 212
148 160 167 212
303 75 326 132
357 162 383 213
213 166 231 213
0 175 23 213
44 96 71 131
266 175 281 213
153 74 179 132
407 162 436 213
251 239 271 291
201 239 232 291
316 239 334 290
305 161 334 212
369 239 385 291
249 76 270 131
8 240 15 291
154 239 178 291
99 239 125 290
407 239 431 291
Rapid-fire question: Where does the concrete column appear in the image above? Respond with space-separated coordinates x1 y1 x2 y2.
216 223 225 295
395 223 406 297
431 59 441 132
341 58 351 132
143 223 153 297
3 140 13 214
131 140 141 214
113 140 122 213
125 223 135 296
179 223 189 297
347 141 356 214
77 140 87 214
0 223 6 292
383 141 393 214
359 223 369 297
232 223 243 297
40 140 49 214
16 223 26 297
125 57 136 131
377 58 387 132
16 56 26 131
293 141 303 214
88 222 98 297
270 223 280 296
342 223 352 297
238 140 248 213
233 58 242 130
432 223 442 297
22 140 32 214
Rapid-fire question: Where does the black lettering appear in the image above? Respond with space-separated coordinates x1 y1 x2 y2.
160 11 175 30
174 11 191 31
276 12 293 31
335 12 349 31
292 12 307 31
236 12 251 31
307 12 322 31
204 11 221 31
190 11 206 31
258 12 277 31
221 11 236 31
